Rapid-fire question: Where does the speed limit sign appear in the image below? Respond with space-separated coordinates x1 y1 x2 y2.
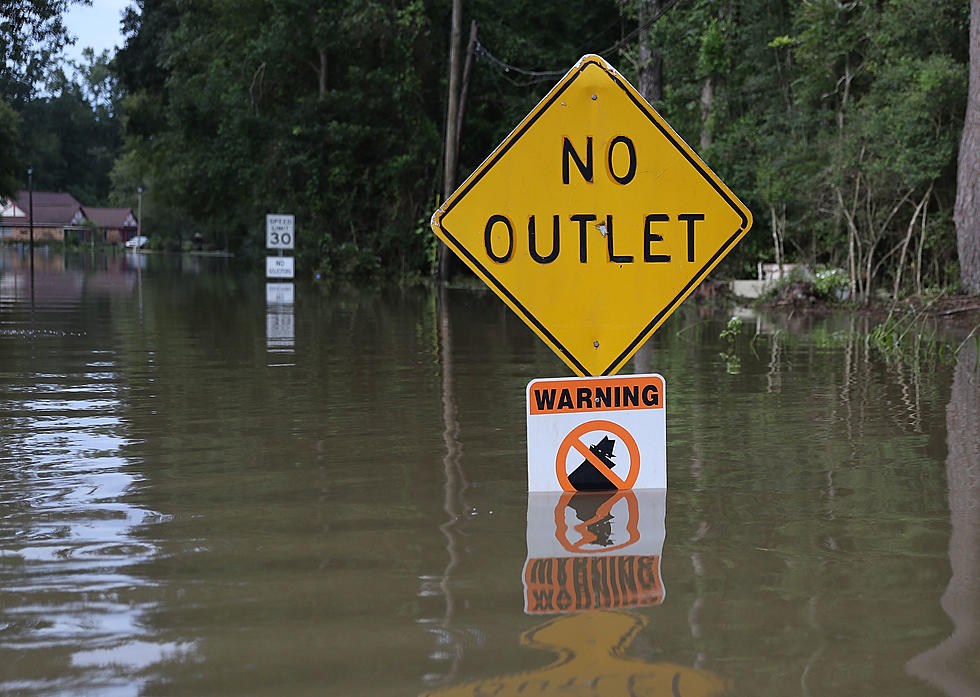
266 214 295 250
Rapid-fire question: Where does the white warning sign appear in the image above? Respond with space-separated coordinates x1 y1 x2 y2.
526 374 666 492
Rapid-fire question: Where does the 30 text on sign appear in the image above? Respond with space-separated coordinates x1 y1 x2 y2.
431 54 752 376
266 214 295 250
526 374 666 492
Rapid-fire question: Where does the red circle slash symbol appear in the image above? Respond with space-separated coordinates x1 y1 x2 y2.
555 420 640 492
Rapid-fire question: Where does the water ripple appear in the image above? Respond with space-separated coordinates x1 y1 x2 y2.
0 354 175 696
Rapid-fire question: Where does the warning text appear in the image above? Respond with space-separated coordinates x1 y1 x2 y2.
529 375 664 415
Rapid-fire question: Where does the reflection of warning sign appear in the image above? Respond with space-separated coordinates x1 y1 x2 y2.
422 611 730 697
524 491 666 615
527 374 666 491
524 555 663 613
555 491 640 553
557 420 640 492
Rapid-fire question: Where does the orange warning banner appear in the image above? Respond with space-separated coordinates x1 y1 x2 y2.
528 375 664 415
523 555 663 613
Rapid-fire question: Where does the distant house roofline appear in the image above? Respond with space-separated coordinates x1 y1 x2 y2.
0 190 86 228
82 206 138 230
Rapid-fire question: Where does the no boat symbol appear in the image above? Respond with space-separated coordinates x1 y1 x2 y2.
556 491 641 553
556 420 640 492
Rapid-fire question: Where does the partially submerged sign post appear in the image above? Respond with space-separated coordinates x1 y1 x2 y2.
265 214 295 358
430 54 752 490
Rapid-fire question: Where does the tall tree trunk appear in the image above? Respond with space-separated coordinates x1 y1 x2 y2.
699 76 714 150
893 185 931 300
770 203 784 275
438 0 463 282
636 0 663 104
317 49 327 96
955 0 980 294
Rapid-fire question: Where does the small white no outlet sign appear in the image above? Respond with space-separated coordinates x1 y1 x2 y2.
266 256 295 279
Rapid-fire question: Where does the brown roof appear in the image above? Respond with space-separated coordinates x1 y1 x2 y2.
2 191 84 227
84 207 137 229
18 191 81 208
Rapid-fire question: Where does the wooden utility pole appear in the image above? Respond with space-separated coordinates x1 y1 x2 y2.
454 21 478 172
438 0 464 282
955 0 980 294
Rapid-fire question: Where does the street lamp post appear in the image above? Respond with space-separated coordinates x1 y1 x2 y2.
27 166 34 267
137 185 143 253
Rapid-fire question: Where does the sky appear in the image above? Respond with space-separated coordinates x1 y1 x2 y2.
61 0 133 66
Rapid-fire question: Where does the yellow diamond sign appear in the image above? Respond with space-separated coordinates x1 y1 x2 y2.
431 54 752 376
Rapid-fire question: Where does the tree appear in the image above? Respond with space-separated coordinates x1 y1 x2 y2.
14 59 121 204
0 0 87 102
111 0 622 272
1 0 90 196
0 99 21 198
104 0 970 290
955 0 980 294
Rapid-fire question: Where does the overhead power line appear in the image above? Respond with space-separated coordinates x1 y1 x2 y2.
474 0 686 87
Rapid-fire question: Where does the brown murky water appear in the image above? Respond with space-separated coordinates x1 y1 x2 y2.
1 247 978 696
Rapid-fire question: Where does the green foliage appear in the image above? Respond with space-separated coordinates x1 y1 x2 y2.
0 0 83 103
719 315 742 344
697 17 730 77
812 267 849 300
718 315 742 374
110 0 451 270
2 0 972 292
0 0 104 198
869 308 956 367
1 8 121 205
110 0 625 273
316 240 382 283
0 98 21 198
625 0 970 298
14 59 121 204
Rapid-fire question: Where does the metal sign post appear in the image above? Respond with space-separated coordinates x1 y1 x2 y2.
265 214 295 362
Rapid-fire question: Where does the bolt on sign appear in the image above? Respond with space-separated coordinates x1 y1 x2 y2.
527 374 666 492
431 54 752 377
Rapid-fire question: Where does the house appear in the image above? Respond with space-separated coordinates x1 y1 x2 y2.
82 207 139 244
0 193 141 245
0 191 86 242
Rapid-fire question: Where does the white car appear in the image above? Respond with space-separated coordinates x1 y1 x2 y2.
125 236 148 249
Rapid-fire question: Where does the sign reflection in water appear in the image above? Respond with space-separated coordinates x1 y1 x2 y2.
424 611 729 697
266 281 295 363
423 491 728 697
524 490 665 614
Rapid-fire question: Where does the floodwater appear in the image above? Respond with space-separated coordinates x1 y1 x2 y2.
0 246 978 697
